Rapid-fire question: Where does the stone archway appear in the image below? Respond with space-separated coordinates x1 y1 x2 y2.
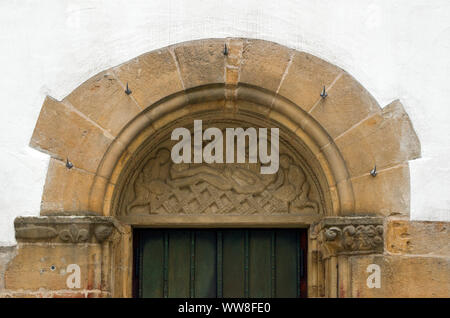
6 38 421 298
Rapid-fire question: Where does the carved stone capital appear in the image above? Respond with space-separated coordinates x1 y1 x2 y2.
317 217 384 258
14 216 120 244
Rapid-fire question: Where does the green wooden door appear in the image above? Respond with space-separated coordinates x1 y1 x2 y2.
134 229 307 298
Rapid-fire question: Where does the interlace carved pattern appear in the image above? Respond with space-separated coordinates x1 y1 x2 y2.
124 148 319 215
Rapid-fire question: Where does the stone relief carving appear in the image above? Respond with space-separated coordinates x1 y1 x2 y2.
324 224 384 251
124 148 320 216
59 224 89 243
94 224 115 242
14 217 115 244
15 226 58 240
316 217 384 258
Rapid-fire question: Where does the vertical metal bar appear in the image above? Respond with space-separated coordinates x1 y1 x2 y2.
216 231 223 298
271 231 276 298
296 230 301 298
190 231 196 298
163 231 169 298
244 230 249 297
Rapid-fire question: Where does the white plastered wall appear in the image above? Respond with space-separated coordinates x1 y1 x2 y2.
0 0 449 245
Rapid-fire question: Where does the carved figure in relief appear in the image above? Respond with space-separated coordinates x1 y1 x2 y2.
124 148 319 215
126 148 172 214
271 155 319 213
169 164 276 194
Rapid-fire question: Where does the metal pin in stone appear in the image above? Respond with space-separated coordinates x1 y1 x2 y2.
223 44 229 56
320 86 327 98
66 158 73 169
370 165 377 177
125 82 132 95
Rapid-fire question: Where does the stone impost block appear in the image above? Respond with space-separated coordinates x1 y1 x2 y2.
14 216 118 244
316 216 384 259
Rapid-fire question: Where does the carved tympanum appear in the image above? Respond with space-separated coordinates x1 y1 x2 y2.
123 148 319 216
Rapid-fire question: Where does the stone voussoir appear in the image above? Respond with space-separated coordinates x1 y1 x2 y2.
239 38 293 92
335 99 421 178
64 70 142 137
113 47 184 109
30 96 113 174
278 51 343 112
171 38 227 89
310 72 381 139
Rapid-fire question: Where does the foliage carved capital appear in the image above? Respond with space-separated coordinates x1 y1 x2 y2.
317 217 384 258
14 216 121 244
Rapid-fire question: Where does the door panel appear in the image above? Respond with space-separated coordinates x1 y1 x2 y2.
249 230 272 298
195 230 217 297
134 229 307 298
222 230 246 297
139 230 164 298
167 230 190 297
275 230 300 297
